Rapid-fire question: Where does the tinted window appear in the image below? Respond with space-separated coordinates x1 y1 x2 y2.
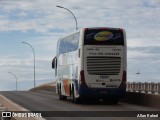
84 29 124 45
58 32 79 54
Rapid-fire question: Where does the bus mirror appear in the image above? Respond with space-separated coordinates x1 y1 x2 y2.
52 57 56 69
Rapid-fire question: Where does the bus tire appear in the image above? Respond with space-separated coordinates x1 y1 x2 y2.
58 86 67 100
111 98 118 105
103 97 118 105
71 87 75 103
71 87 81 103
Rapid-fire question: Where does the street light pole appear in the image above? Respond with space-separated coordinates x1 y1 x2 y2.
22 42 36 88
8 72 17 91
56 5 78 30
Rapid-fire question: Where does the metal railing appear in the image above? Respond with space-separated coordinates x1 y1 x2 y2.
127 82 160 94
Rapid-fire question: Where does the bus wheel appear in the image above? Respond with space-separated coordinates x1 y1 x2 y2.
103 97 118 105
71 88 75 103
58 88 67 100
111 98 118 105
71 88 80 103
108 98 118 105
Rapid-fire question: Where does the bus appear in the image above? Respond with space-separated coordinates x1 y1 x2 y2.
52 27 127 104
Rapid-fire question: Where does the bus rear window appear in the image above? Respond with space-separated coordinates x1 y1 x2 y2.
84 29 124 45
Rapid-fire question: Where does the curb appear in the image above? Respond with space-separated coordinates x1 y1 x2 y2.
120 92 160 109
0 94 46 120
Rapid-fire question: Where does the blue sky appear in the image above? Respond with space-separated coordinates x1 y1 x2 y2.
0 0 160 91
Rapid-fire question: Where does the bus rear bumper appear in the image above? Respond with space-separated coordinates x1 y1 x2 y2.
78 86 126 99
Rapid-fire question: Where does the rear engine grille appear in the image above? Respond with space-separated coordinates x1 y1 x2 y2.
87 56 121 75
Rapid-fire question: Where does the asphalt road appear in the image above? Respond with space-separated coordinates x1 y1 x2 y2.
0 91 159 120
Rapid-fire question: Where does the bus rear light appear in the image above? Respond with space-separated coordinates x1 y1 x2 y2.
80 70 87 86
119 28 124 32
120 71 126 88
85 27 108 31
84 28 89 31
99 27 108 30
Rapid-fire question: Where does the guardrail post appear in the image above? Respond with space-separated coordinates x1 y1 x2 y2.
151 82 155 94
156 83 158 94
136 82 139 92
142 83 145 93
138 82 142 92
144 82 148 93
132 82 136 92
158 83 160 94
130 82 133 92
148 83 151 93
127 82 131 92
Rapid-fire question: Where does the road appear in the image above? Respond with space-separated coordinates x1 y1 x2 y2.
0 91 159 120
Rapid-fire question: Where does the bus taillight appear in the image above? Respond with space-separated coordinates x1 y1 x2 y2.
120 71 126 88
119 28 124 32
80 70 87 86
99 27 108 30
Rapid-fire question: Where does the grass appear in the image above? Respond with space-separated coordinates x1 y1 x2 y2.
29 82 56 92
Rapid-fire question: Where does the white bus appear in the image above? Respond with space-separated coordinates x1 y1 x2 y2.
52 27 127 104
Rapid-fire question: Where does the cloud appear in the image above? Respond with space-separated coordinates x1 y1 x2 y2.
0 54 55 90
0 0 159 36
128 46 160 59
128 46 160 54
0 0 160 90
0 55 31 66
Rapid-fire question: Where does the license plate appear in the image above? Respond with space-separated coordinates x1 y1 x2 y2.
100 91 108 94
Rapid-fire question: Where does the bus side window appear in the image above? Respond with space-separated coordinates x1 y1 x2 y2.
64 32 79 53
59 39 65 54
56 39 61 55
57 32 80 55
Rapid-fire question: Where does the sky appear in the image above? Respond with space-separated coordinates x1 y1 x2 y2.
0 0 160 91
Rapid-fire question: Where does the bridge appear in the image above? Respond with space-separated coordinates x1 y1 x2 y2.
0 82 160 120
127 82 160 94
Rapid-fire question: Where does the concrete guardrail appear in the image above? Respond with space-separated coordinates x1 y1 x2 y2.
120 92 160 109
119 82 160 109
127 82 160 94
